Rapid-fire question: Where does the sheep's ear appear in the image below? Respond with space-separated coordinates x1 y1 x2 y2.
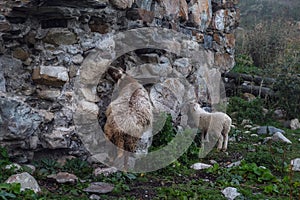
193 104 198 111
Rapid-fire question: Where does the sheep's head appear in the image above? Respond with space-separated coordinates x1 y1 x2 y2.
107 66 125 82
107 66 137 91
189 102 206 113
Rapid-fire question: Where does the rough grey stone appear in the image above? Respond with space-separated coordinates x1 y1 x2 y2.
150 78 196 120
227 160 242 168
189 0 212 31
37 89 61 101
0 55 29 93
0 20 11 32
6 172 41 193
43 127 74 149
0 70 6 92
0 97 42 140
173 58 192 77
94 167 118 177
83 182 114 194
264 132 292 144
136 0 153 11
257 126 285 135
47 172 78 183
32 65 69 87
110 0 134 9
44 28 77 45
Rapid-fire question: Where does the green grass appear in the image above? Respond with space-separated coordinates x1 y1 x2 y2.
231 55 264 75
0 109 300 200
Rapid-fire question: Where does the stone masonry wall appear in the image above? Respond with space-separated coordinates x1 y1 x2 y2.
0 0 239 163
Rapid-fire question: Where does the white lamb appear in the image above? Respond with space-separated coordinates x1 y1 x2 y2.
190 102 232 151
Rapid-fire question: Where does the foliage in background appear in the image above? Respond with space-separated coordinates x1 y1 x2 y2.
231 55 300 120
272 64 300 119
231 55 263 75
237 19 291 68
235 0 300 121
236 0 300 69
227 96 270 124
238 0 300 28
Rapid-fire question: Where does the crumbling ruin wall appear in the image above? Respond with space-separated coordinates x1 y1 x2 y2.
0 0 239 162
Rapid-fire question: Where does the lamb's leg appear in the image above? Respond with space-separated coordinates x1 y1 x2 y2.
203 129 209 142
222 132 229 152
201 131 205 143
222 123 231 152
201 131 208 149
217 134 223 151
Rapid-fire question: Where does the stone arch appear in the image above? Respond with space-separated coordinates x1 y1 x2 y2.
73 27 224 168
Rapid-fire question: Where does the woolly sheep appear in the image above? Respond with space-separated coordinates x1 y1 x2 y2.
104 67 153 169
189 102 232 151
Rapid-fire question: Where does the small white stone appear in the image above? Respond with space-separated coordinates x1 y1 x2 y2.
209 160 218 164
291 158 300 171
94 167 118 177
272 132 292 144
47 172 78 183
290 118 300 130
227 160 242 168
222 187 241 200
190 163 212 170
250 126 260 131
241 119 252 126
89 194 100 200
244 125 252 129
5 163 22 171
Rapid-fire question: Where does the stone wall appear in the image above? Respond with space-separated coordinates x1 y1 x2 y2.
0 0 239 163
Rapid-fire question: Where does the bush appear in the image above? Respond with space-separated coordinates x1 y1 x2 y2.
227 96 269 124
273 65 300 119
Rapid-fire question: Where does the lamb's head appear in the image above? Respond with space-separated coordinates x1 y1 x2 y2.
189 102 206 114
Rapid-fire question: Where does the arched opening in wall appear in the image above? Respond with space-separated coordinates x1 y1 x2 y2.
96 47 209 131
95 47 203 168
74 28 228 171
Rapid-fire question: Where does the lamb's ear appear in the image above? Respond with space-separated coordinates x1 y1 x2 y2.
193 104 198 111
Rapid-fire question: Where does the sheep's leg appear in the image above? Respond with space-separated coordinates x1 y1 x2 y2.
222 123 231 152
217 134 223 151
222 133 229 152
202 129 209 142
116 138 125 159
201 131 205 143
201 131 208 149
